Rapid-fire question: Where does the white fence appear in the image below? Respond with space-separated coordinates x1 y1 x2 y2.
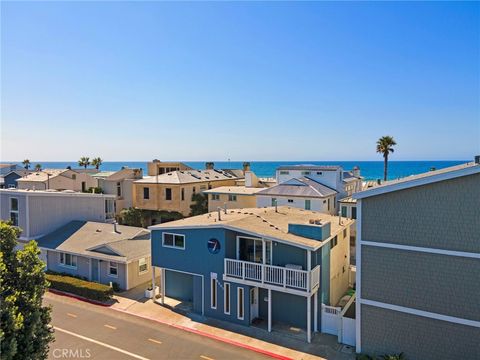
321 293 356 346
224 258 320 292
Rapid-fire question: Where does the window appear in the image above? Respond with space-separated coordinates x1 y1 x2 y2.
271 198 277 206
181 188 185 201
162 233 185 250
59 253 77 268
143 187 150 199
139 258 148 273
211 194 220 201
341 206 347 217
81 181 86 192
228 194 237 202
316 171 323 175
192 186 196 194
165 188 172 200
108 262 118 277
279 171 289 175
72 174 76 180
352 206 357 219
327 198 331 211
305 199 311 210
237 287 244 320
301 171 311 175
10 198 19 226
331 236 338 249
211 277 217 309
200 185 207 191
117 182 121 197
287 199 294 203
224 283 231 315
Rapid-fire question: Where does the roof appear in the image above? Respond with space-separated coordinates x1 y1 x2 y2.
0 188 116 198
150 206 353 250
16 169 70 182
134 169 242 184
343 171 363 182
256 177 337 198
0 164 18 169
92 171 115 178
339 196 357 204
36 221 150 262
0 169 31 178
277 164 342 171
353 161 480 199
203 186 264 195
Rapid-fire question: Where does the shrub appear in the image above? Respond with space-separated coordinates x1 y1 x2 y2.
46 273 113 302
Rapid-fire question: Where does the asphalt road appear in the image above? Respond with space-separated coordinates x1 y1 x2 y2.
45 294 272 360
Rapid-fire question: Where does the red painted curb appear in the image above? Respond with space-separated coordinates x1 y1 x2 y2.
48 289 111 307
111 307 294 360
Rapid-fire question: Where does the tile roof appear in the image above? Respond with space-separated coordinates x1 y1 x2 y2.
203 186 265 195
150 206 353 250
256 177 337 198
134 169 242 184
36 221 149 262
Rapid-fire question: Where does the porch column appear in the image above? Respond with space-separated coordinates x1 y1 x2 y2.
151 266 156 300
314 291 318 332
268 289 272 332
160 267 166 305
307 295 312 343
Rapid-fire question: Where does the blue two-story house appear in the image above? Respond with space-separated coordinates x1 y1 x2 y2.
150 206 353 342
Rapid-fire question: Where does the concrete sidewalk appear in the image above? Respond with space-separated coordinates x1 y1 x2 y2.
111 293 355 360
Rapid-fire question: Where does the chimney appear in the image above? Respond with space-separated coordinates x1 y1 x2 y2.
352 166 360 177
475 155 480 164
243 162 251 172
113 221 118 233
205 162 215 170
217 207 222 221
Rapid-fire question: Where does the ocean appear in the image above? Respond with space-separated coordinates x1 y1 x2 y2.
13 160 468 181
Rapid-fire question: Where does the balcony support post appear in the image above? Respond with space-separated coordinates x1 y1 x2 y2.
307 250 312 291
307 294 312 343
268 289 272 332
314 291 318 332
160 267 166 305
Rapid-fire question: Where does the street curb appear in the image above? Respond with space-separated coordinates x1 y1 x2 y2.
111 306 294 360
48 289 112 307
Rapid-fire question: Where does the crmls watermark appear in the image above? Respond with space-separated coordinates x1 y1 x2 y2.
52 348 92 358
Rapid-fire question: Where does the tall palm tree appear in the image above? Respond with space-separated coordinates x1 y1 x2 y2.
376 136 397 181
22 159 31 170
78 156 90 169
34 164 42 172
91 157 103 170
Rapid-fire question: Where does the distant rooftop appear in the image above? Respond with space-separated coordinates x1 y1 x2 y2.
257 177 337 198
277 164 342 171
135 169 243 184
150 206 353 250
16 169 69 182
203 186 265 195
0 188 115 198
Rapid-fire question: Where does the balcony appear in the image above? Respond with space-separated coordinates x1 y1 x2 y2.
224 258 320 295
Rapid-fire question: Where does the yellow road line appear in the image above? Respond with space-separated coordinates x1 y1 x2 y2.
66 313 77 318
147 338 162 345
200 356 215 360
104 324 117 330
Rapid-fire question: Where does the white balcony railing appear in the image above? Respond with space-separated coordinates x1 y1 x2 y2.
224 258 320 293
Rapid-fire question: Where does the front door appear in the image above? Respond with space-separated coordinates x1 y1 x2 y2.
91 259 99 282
250 287 259 322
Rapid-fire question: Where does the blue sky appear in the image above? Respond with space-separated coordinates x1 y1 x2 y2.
1 1 479 161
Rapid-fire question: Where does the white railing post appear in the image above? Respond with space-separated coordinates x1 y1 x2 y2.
283 267 286 288
242 261 245 280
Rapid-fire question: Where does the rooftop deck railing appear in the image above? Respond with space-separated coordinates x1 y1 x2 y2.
224 258 320 293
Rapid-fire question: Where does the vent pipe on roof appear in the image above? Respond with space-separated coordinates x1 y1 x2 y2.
338 210 342 225
217 207 222 221
113 221 118 233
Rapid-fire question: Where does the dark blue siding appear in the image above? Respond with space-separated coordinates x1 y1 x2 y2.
165 270 193 302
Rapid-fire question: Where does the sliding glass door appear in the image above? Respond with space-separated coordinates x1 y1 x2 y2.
237 237 272 264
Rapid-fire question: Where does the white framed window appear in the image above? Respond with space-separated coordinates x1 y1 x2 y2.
279 171 289 175
138 257 148 274
211 277 217 309
224 283 230 315
211 194 220 201
59 253 77 269
301 171 311 175
162 233 185 250
108 262 118 277
287 199 294 203
228 194 237 202
237 287 244 320
10 198 19 226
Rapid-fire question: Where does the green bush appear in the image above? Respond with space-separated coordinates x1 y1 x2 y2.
46 273 113 302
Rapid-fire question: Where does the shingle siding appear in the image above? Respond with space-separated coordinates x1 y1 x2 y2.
361 245 480 321
361 305 480 360
361 173 480 253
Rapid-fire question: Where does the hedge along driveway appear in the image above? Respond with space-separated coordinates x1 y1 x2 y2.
46 273 114 302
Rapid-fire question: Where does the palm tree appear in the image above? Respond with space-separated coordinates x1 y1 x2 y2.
91 157 103 170
22 159 31 170
34 164 42 172
376 136 397 181
78 156 90 169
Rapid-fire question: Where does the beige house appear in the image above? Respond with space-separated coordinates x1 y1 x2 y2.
203 186 264 212
93 168 143 214
147 160 192 176
133 168 243 217
17 169 97 192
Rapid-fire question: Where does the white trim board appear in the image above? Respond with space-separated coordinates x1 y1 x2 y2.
353 163 479 199
361 240 480 259
360 299 480 329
